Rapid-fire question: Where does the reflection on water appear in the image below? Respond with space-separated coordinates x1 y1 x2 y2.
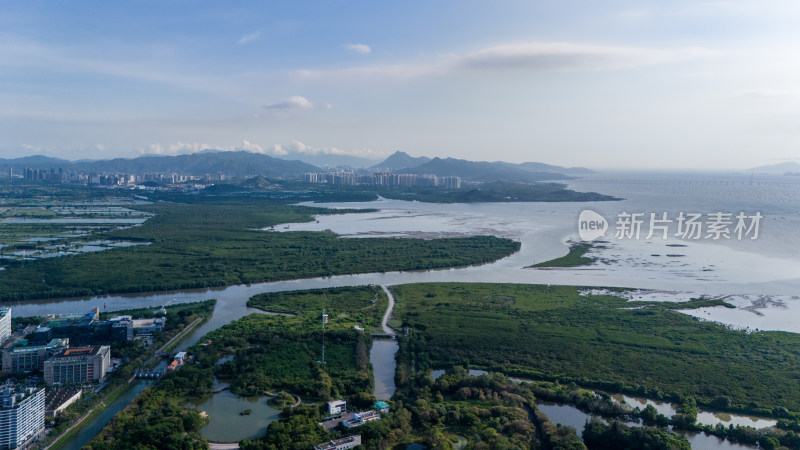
371 339 398 400
191 391 281 443
615 395 777 429
60 381 149 450
536 401 756 449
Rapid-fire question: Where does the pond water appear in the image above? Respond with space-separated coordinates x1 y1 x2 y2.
371 339 399 400
617 394 776 429
536 401 757 449
191 391 281 443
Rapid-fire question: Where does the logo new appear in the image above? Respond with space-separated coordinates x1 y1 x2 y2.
578 210 608 241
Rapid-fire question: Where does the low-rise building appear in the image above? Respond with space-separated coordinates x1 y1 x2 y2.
0 382 45 449
374 401 390 413
327 399 346 415
43 309 132 345
174 352 187 364
2 339 70 374
131 318 166 335
313 435 361 450
43 346 110 385
44 388 82 417
342 410 380 429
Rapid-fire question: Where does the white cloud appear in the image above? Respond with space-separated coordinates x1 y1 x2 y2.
237 32 261 45
273 140 385 159
239 140 265 153
293 41 716 81
345 43 372 54
263 95 313 110
147 142 212 155
456 42 714 72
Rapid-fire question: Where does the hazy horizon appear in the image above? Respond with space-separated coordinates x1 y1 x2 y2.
3 1 800 170
4 148 799 173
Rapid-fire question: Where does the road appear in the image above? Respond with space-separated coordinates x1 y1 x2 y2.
380 285 396 336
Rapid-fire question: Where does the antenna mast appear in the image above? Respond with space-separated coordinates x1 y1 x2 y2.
321 307 328 364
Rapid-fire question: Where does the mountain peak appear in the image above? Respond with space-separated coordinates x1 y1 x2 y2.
371 151 431 171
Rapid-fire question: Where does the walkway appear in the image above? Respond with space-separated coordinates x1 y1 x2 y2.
380 285 396 336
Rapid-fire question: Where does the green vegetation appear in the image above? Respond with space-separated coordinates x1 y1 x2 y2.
390 283 800 414
195 177 619 204
379 181 619 203
532 242 595 268
44 300 216 449
583 419 690 449
268 391 295 408
248 285 387 332
209 314 372 398
99 300 215 321
628 297 737 310
89 308 373 448
85 380 210 450
0 200 519 301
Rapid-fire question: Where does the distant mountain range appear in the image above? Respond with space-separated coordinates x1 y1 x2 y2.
371 151 592 182
748 162 800 174
1 150 593 182
370 151 431 171
0 151 317 178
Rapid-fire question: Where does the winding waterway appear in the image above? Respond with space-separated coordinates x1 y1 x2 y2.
11 174 800 448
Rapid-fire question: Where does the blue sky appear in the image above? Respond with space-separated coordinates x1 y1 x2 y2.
2 1 800 169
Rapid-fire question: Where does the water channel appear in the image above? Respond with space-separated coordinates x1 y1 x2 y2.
9 184 798 447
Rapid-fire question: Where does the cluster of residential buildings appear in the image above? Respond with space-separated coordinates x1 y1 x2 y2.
0 306 168 448
0 381 45 450
13 166 227 187
303 171 461 189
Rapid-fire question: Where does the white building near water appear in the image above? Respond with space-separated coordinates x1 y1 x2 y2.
0 383 45 449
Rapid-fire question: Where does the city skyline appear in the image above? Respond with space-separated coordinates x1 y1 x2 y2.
2 1 800 169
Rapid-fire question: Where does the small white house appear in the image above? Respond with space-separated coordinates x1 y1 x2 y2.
327 399 346 415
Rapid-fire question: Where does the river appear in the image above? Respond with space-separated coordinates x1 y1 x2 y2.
9 172 799 447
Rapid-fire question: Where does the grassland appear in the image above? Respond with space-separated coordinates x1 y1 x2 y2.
248 285 388 333
0 200 519 301
390 283 800 414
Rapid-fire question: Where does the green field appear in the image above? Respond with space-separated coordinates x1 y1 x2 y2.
390 283 800 414
0 201 519 301
248 285 388 333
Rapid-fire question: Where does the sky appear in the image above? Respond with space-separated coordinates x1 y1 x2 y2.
2 1 800 169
